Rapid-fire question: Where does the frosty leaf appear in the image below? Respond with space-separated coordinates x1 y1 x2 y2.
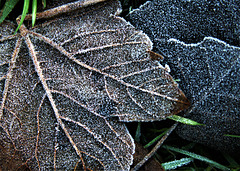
127 0 240 152
0 0 189 170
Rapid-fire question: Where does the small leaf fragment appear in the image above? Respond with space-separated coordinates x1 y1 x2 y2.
147 50 164 60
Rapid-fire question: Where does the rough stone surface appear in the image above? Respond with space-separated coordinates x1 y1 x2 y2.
127 0 240 153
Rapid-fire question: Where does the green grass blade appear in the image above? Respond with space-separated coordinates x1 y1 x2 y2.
224 134 240 138
149 128 168 133
14 0 29 34
162 157 193 170
168 115 204 126
174 78 181 82
163 145 231 171
144 130 168 148
0 0 20 24
32 0 37 27
135 122 141 142
223 153 240 168
42 0 46 8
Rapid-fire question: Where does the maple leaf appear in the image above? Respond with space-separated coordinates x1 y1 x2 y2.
0 0 189 170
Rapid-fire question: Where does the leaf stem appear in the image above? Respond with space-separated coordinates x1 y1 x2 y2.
132 122 178 171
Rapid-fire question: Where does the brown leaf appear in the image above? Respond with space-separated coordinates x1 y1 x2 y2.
0 0 189 170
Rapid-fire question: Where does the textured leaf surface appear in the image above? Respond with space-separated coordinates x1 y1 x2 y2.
127 0 240 152
0 0 189 170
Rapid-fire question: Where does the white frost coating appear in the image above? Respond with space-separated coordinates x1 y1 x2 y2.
128 1 152 15
164 64 171 72
124 124 135 170
168 37 240 49
114 1 122 16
